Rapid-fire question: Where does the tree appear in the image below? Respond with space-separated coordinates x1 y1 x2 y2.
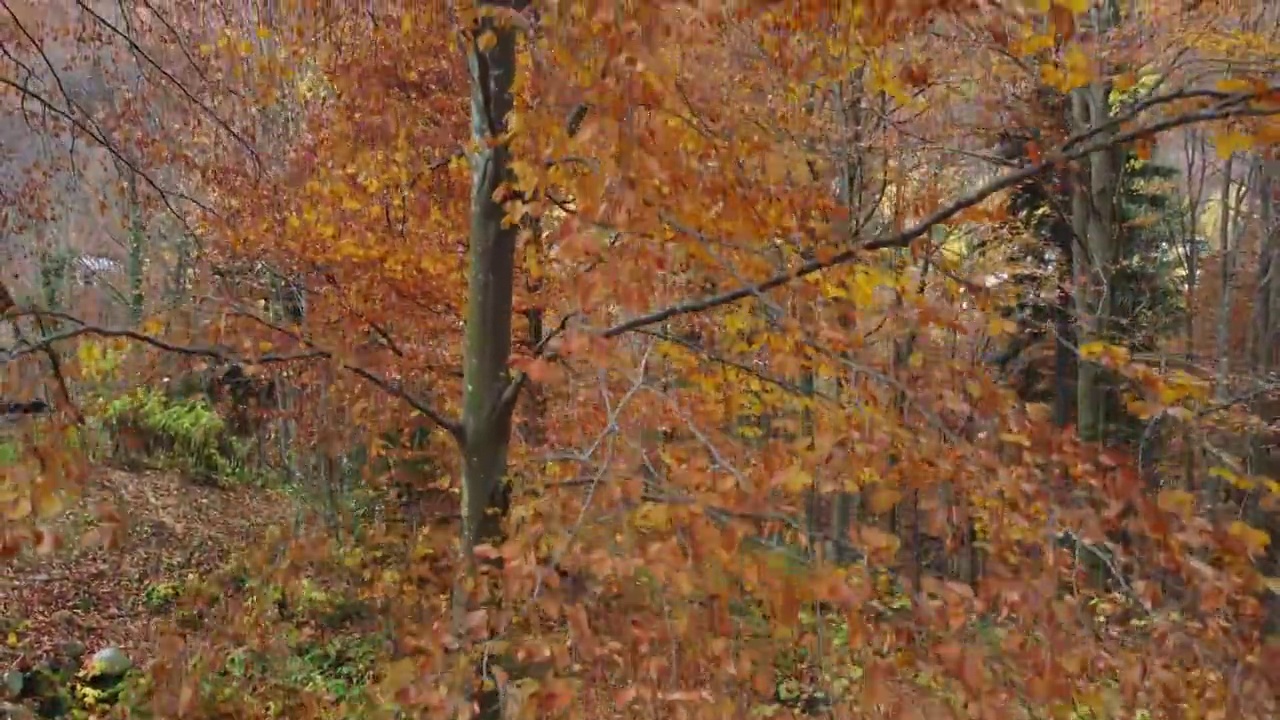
3 2 1280 719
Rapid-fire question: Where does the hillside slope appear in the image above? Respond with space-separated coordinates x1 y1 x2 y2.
1 468 291 666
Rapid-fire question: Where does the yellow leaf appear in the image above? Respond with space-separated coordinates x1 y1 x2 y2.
1042 44 1093 91
1025 402 1052 422
35 488 63 519
1079 341 1122 361
477 30 498 52
1213 131 1253 159
1062 44 1093 89
774 465 813 495
1156 489 1195 518
1056 0 1089 13
5 495 32 521
1216 78 1255 94
987 317 1018 336
998 433 1032 448
1018 33 1055 56
524 243 542 280
866 487 902 515
1208 466 1252 490
142 317 165 336
631 502 671 532
1227 521 1270 555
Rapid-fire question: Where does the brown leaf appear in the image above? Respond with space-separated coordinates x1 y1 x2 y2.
34 487 63 519
862 660 892 707
94 502 123 524
80 527 103 549
177 681 196 717
857 526 902 561
935 640 962 664
959 648 985 692
614 686 637 707
465 609 489 631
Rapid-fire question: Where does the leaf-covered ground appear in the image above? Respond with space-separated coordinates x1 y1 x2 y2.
0 468 292 667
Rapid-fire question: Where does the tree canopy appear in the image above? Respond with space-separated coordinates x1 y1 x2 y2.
1 1 1279 719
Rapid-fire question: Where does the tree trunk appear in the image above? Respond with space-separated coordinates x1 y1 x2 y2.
1181 130 1209 490
126 169 146 325
457 4 526 718
1214 152 1238 402
459 1 524 559
1071 82 1120 443
1251 156 1278 375
1247 154 1280 641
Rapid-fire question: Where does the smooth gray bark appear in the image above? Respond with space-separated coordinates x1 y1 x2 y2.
459 3 524 559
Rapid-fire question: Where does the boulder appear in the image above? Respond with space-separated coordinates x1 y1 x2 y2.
82 647 131 679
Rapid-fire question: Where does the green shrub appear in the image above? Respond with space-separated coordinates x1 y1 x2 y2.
99 387 252 484
0 439 19 466
142 580 184 613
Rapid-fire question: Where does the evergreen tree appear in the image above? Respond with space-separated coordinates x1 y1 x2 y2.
1110 151 1188 352
999 139 1187 441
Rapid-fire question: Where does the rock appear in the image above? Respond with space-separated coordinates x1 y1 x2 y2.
0 670 20 699
83 647 131 678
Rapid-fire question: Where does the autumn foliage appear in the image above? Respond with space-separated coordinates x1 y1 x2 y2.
2 1 1279 719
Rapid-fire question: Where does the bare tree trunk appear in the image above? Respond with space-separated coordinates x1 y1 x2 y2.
1180 130 1209 489
125 169 146 325
1246 154 1280 640
1251 156 1278 376
1214 153 1238 402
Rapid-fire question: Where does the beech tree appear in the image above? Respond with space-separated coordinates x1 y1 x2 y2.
1 2 1279 719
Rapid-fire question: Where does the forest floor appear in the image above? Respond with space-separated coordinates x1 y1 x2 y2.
0 466 293 668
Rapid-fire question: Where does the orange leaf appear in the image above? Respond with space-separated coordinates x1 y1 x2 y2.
1156 489 1195 518
34 527 60 556
519 357 558 383
866 487 902 515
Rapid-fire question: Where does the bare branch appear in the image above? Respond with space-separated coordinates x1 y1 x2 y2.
4 309 464 439
74 0 262 178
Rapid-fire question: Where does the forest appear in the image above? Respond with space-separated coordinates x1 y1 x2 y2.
0 1 1278 719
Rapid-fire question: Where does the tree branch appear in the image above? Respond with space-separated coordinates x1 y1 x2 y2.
490 311 574 424
600 91 1280 338
4 309 464 439
73 0 262 178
